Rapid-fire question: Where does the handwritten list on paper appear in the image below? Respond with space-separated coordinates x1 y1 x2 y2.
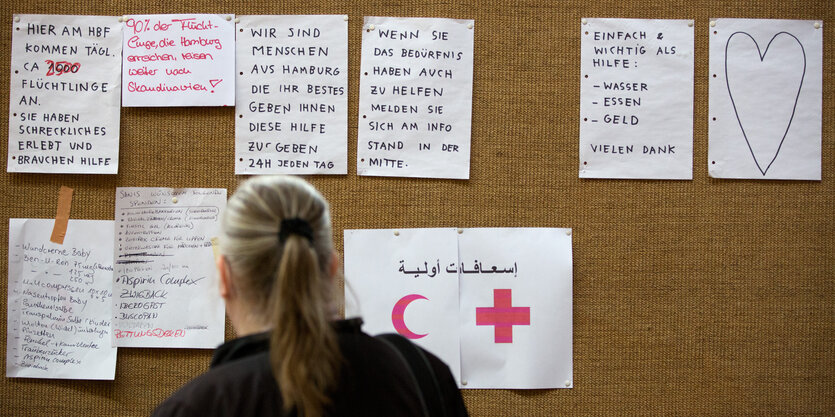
579 18 694 179
235 15 348 175
122 14 235 107
7 15 122 174
113 188 226 348
357 17 474 179
6 219 116 380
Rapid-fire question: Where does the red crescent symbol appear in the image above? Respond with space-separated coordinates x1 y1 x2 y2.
391 294 428 339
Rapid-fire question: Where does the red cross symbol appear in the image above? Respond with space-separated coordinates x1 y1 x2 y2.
476 289 530 343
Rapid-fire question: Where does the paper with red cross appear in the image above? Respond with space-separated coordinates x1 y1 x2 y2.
459 228 573 388
344 228 573 389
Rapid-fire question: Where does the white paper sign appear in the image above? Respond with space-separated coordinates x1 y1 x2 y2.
112 187 226 348
7 14 122 174
344 228 573 389
708 19 822 180
7 219 117 380
344 228 461 383
579 18 694 179
458 228 573 389
235 15 348 174
357 17 474 179
122 14 235 107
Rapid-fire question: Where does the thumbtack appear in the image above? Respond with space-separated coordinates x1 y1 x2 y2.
369 24 375 31
710 21 716 27
565 380 571 387
393 230 399 236
581 18 588 25
457 228 464 234
172 197 178 204
467 22 473 29
225 16 232 22
234 18 240 24
814 22 821 29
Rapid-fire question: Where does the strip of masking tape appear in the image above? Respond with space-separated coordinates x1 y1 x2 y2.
50 186 74 244
210 237 220 261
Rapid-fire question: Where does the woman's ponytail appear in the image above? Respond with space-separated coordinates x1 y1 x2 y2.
270 234 340 417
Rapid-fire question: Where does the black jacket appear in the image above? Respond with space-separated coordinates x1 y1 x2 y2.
152 318 468 417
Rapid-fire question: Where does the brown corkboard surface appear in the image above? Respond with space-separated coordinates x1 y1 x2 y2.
1 1 833 416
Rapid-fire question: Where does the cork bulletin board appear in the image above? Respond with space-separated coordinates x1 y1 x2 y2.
1 0 832 415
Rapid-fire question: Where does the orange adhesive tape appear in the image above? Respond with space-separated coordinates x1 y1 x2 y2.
49 186 74 244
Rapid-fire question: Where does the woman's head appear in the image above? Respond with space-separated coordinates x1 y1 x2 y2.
219 175 335 318
218 175 341 417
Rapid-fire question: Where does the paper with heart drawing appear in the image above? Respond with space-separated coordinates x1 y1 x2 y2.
708 19 822 180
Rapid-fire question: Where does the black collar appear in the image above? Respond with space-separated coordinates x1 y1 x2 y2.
210 318 365 368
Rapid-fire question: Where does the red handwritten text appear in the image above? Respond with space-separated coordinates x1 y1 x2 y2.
45 60 80 76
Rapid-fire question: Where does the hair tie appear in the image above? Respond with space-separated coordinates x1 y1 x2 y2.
279 218 314 243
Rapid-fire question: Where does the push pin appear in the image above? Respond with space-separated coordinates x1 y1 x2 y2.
581 18 588 25
457 228 464 234
369 24 375 31
710 21 716 27
14 16 20 23
344 16 349 21
565 380 571 387
565 230 572 236
393 230 400 236
687 21 694 27
234 18 240 24
225 16 232 22
814 22 821 29
172 197 179 204
467 22 473 29
462 380 468 386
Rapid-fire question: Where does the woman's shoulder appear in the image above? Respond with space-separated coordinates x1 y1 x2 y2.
333 318 467 417
152 351 280 417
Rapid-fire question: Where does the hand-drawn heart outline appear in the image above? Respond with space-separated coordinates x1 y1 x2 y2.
724 31 806 176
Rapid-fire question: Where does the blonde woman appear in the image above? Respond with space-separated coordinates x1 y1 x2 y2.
153 176 467 417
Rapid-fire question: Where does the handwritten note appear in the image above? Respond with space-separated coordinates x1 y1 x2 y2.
122 14 235 107
6 219 116 380
579 18 694 179
357 17 474 179
344 228 574 389
112 187 226 348
708 19 822 180
7 14 122 174
235 15 348 175
344 228 461 383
